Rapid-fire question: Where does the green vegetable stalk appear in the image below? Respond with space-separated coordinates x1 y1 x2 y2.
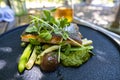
26 46 38 69
18 44 33 73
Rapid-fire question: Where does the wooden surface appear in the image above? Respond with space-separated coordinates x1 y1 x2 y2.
0 22 8 34
0 15 30 35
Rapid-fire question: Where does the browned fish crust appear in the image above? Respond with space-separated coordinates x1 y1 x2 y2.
21 34 82 46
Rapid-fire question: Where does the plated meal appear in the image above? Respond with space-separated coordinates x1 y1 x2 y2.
1 9 119 80
18 10 94 73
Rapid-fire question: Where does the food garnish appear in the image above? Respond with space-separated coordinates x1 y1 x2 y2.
18 9 94 73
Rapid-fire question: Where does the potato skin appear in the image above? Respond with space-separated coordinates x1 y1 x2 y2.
40 52 59 72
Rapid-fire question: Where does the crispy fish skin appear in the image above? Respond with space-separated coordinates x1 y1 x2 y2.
21 34 82 46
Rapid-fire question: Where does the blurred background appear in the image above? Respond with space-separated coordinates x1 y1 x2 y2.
0 0 120 34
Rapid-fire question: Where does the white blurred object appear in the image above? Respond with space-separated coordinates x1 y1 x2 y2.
0 6 14 22
91 0 114 7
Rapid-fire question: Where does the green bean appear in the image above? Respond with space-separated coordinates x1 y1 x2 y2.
18 44 33 73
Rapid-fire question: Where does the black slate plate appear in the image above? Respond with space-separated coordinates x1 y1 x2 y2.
0 24 120 80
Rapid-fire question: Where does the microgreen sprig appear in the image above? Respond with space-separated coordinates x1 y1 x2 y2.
26 9 70 40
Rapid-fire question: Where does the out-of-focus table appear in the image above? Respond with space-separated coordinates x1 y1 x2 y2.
0 8 119 35
0 22 8 34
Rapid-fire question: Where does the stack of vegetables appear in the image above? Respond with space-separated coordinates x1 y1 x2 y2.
18 10 94 73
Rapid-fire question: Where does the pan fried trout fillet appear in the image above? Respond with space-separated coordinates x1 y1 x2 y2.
21 34 82 46
21 23 82 46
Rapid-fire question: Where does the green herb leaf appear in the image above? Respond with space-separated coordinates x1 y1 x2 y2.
25 25 37 33
39 30 52 41
29 38 40 45
59 17 70 28
26 9 70 40
43 10 51 20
